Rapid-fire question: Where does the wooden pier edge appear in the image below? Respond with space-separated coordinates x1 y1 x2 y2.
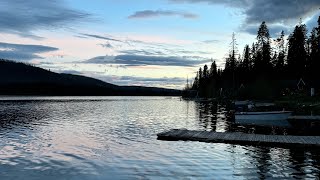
157 129 320 148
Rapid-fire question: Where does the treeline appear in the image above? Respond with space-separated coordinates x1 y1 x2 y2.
190 16 320 99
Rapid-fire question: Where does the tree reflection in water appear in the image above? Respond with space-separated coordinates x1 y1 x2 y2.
195 101 234 132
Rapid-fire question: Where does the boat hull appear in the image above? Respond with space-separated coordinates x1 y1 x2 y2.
235 111 293 127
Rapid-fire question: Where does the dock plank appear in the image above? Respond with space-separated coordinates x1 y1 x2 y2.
180 130 196 139
309 136 319 145
157 129 320 147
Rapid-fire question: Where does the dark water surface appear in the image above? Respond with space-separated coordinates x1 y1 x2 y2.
0 96 319 179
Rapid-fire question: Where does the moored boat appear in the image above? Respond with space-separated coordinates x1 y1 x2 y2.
232 101 293 127
235 111 293 127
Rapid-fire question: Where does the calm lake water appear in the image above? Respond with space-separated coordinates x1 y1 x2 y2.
0 96 319 179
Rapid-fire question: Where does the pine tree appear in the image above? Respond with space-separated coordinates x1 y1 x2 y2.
243 45 250 72
271 51 278 68
203 64 209 79
308 16 320 81
193 72 199 89
198 67 203 80
287 23 307 78
316 16 320 75
257 21 272 73
250 42 257 71
210 61 217 77
198 67 204 95
275 31 285 74
207 61 218 97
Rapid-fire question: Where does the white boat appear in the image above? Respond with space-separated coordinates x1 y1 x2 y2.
235 111 293 127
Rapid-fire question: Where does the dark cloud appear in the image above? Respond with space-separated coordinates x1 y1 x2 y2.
84 54 210 67
169 0 320 25
242 12 320 37
60 70 83 75
79 33 123 42
74 35 89 39
119 49 211 57
0 0 90 38
128 10 198 19
114 54 209 67
244 0 320 24
84 56 115 64
0 42 58 60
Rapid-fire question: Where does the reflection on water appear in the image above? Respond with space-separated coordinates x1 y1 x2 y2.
193 101 311 136
195 102 232 132
0 96 319 179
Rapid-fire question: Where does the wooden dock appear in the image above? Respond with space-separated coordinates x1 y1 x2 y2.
288 116 320 121
157 129 320 147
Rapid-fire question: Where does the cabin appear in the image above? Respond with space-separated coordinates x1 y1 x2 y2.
280 78 320 97
297 78 306 90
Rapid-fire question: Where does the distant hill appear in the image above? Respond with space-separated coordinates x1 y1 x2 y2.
0 59 181 96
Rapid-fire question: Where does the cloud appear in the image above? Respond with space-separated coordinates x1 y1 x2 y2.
128 10 198 19
177 50 211 55
169 0 320 25
306 12 320 30
0 42 58 60
119 50 166 56
202 40 220 44
96 75 186 88
120 76 184 83
242 12 320 37
84 54 210 67
241 24 291 37
79 33 123 42
60 70 83 75
0 0 90 38
99 43 114 49
244 0 320 25
169 0 250 8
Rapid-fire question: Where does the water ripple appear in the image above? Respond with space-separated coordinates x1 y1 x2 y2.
0 97 319 179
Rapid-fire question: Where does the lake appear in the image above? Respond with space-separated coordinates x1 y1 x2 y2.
0 96 319 179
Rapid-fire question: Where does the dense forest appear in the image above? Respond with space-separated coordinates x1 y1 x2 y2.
188 16 320 99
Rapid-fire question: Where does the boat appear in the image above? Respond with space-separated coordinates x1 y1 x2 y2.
233 101 293 127
235 111 293 127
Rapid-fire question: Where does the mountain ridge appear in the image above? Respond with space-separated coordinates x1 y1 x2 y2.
0 59 181 96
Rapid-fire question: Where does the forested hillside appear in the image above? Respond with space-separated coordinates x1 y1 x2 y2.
0 59 181 96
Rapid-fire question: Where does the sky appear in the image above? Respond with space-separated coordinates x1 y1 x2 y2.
0 0 319 89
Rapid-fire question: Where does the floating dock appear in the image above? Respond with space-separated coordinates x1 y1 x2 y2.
157 129 320 147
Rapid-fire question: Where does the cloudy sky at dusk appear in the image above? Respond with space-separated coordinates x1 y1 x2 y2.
0 0 319 89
